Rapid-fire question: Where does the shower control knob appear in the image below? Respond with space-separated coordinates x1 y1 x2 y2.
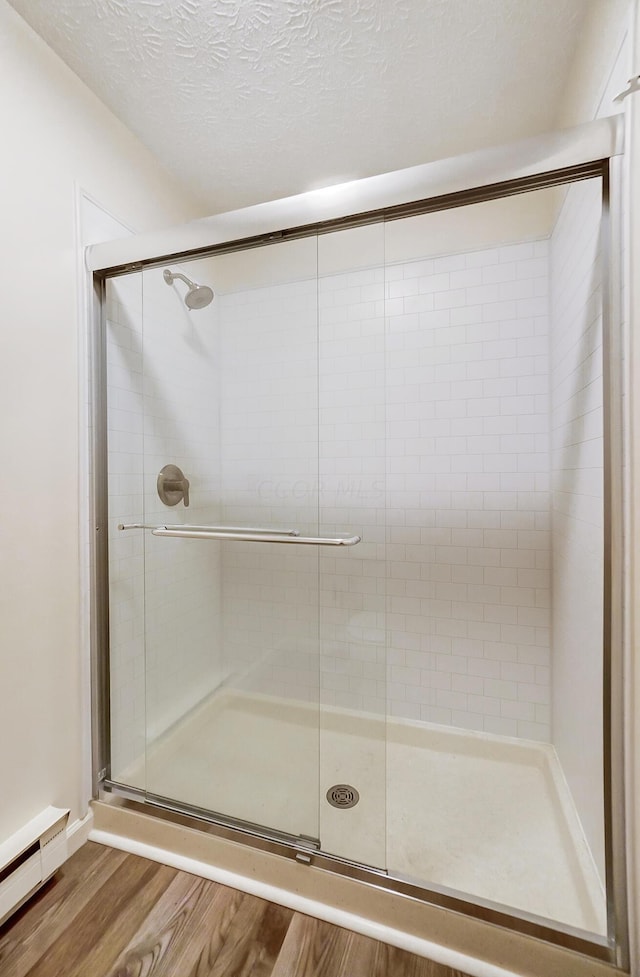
157 464 190 507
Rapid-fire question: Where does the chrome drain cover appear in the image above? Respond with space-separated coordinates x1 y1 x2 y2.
326 784 359 809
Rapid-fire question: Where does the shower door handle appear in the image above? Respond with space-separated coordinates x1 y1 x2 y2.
151 527 361 546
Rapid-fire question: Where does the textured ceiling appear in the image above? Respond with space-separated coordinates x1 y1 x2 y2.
9 0 593 214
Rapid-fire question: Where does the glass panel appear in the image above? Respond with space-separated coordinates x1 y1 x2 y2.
141 239 320 839
317 224 387 867
383 182 606 935
105 270 146 790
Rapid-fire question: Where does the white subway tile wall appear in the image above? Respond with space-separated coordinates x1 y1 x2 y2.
140 268 224 762
218 276 321 702
107 268 223 781
108 212 610 762
216 237 552 738
320 240 551 737
318 259 387 717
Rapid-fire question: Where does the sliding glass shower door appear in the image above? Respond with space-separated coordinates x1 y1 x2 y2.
99 138 625 964
139 239 324 841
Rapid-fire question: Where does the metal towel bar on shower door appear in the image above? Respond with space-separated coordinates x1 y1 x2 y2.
118 524 361 546
118 523 300 536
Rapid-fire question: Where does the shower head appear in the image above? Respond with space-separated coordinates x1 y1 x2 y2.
184 282 214 310
163 268 214 310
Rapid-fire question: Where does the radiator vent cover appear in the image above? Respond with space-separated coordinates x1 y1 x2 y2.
0 806 69 927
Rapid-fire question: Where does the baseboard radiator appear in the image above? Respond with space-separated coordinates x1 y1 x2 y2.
0 807 70 926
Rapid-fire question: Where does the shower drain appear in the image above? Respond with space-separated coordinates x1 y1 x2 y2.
326 784 360 809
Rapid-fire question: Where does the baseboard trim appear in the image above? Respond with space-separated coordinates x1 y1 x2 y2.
67 809 94 857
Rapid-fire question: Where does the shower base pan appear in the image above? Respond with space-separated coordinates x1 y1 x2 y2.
111 690 606 936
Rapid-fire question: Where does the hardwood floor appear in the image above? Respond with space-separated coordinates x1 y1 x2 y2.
0 842 473 977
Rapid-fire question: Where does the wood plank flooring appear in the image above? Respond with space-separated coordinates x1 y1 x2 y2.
0 842 473 977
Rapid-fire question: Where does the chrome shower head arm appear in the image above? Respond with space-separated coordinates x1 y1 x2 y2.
163 269 196 289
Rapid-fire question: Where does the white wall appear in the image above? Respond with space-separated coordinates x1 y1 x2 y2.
556 0 631 131
0 0 203 841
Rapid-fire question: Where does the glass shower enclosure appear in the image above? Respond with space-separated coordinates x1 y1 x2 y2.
91 124 628 968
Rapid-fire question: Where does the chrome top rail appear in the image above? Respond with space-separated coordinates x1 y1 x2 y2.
118 523 300 536
152 527 361 546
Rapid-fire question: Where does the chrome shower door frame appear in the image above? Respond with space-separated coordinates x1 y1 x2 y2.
88 116 629 969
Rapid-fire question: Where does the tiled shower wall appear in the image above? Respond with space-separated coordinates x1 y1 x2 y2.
107 268 223 781
218 276 321 697
108 217 604 754
317 258 387 721
218 238 553 739
328 242 550 738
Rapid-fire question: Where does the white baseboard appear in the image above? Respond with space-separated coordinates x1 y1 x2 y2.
67 809 94 857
